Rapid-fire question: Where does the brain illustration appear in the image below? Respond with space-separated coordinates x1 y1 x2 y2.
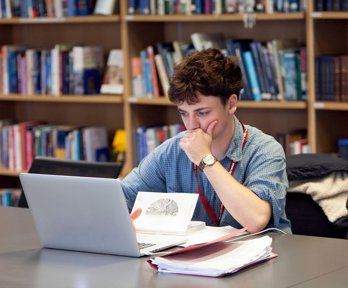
145 198 179 216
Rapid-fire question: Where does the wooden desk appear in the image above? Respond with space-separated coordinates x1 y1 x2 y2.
1 207 347 288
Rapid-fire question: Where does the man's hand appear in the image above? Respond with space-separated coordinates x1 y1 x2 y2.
130 208 142 232
130 208 142 221
179 120 217 165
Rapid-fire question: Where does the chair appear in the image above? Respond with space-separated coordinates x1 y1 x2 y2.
18 157 123 208
286 154 348 239
286 192 347 239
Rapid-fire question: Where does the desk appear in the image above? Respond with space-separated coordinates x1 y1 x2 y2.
1 207 347 288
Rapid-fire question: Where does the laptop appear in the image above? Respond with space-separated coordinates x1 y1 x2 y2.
18 156 123 208
19 173 186 257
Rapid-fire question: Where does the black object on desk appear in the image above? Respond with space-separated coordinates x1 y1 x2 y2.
18 156 123 208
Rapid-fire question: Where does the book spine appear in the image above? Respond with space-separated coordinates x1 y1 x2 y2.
146 46 160 97
243 51 262 102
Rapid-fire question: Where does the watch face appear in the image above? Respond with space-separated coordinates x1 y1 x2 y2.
204 154 216 165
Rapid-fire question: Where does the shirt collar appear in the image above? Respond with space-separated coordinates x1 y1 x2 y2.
225 116 245 162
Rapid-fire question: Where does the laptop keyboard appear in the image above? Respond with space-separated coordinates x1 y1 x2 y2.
138 242 156 250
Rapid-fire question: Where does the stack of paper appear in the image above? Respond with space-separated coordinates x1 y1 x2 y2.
148 236 275 277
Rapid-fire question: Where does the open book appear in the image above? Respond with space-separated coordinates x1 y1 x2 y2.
131 192 203 235
148 235 276 277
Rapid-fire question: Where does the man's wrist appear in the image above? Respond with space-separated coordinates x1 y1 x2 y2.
199 154 217 172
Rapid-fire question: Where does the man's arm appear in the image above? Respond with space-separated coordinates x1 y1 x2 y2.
202 162 272 233
179 122 277 233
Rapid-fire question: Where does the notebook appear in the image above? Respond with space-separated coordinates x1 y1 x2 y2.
19 173 186 257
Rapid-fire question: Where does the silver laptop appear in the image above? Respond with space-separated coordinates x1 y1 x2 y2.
19 173 186 257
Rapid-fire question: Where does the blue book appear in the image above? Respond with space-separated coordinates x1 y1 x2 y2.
289 0 299 11
326 0 334 10
232 40 254 100
243 51 262 102
342 0 348 11
128 0 139 14
261 44 278 99
195 0 204 14
140 0 150 14
67 0 76 16
315 57 321 100
83 69 101 94
33 50 42 95
2 191 12 207
140 49 149 96
250 42 269 99
136 126 147 164
279 50 298 101
7 49 20 94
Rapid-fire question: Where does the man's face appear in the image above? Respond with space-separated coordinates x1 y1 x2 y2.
177 94 237 139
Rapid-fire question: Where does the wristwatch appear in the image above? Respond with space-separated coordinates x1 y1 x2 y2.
199 154 217 172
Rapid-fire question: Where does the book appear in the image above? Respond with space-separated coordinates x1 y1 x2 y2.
279 49 298 101
94 0 117 15
72 46 104 95
243 51 262 101
146 45 160 97
154 54 169 97
82 126 109 162
190 32 225 52
131 56 143 96
148 234 274 277
100 49 124 94
131 192 200 235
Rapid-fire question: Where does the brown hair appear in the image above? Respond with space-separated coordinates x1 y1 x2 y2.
168 48 243 105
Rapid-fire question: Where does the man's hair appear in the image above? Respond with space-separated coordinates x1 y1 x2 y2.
168 48 243 105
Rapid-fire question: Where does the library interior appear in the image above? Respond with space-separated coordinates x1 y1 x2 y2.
0 1 348 287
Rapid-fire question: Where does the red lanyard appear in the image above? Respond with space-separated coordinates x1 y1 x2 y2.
193 122 248 226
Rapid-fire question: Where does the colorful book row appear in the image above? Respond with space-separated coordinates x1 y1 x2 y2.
0 0 118 18
315 55 348 102
275 129 310 156
0 119 111 172
128 0 306 15
0 45 123 96
131 34 307 102
0 188 21 207
315 0 348 11
136 123 185 163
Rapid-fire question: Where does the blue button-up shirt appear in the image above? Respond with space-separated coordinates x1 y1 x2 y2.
121 117 291 233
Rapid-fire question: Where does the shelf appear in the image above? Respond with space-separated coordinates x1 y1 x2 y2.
0 94 123 104
238 101 307 109
0 15 120 25
314 102 348 111
311 12 348 19
125 12 305 22
128 97 174 105
0 168 21 177
129 97 307 109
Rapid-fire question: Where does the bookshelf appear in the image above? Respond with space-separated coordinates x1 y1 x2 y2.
122 7 308 169
308 0 348 154
1 1 348 180
0 10 124 177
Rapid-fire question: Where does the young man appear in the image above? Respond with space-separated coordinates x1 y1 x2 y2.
122 48 291 233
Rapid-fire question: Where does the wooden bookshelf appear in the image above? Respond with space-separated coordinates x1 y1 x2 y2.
0 94 123 104
0 168 21 177
0 15 120 25
128 97 306 109
125 13 305 22
0 9 124 177
1 1 347 179
307 2 348 154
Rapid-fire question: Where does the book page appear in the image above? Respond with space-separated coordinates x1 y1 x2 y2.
132 192 198 235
